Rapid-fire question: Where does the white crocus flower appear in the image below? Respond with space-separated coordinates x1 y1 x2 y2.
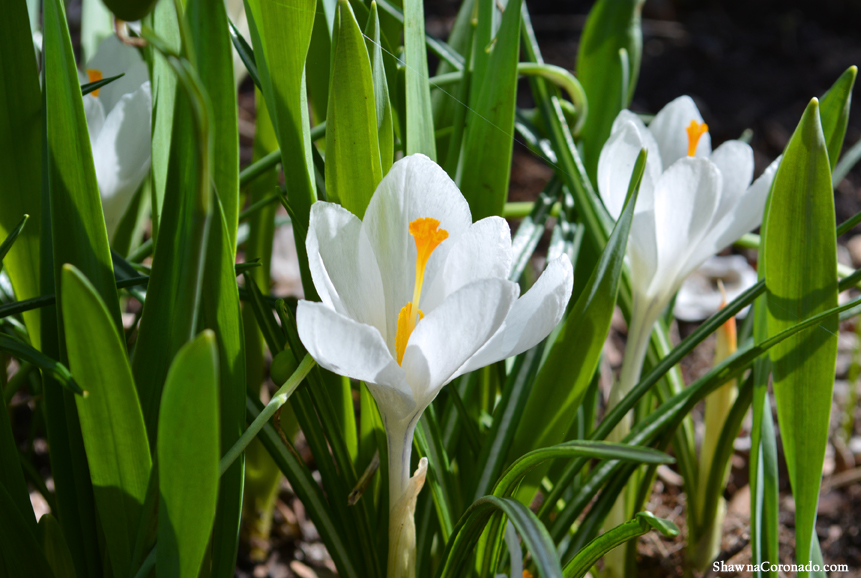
80 35 152 239
598 95 779 414
296 154 573 578
597 96 779 578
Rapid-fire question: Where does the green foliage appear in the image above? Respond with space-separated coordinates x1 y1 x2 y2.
764 98 838 575
157 331 221 578
325 0 383 217
61 265 151 578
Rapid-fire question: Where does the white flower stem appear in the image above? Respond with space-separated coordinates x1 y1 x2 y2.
602 299 660 578
385 415 421 578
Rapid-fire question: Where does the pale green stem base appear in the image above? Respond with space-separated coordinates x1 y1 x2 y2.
602 298 660 578
386 414 421 578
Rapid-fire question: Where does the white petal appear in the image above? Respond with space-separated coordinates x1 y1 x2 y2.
709 140 754 213
648 96 711 170
306 202 387 341
296 300 415 420
87 35 150 112
83 93 105 152
401 278 518 407
362 154 473 346
649 157 721 299
597 118 659 219
94 82 152 237
626 208 660 294
454 256 573 376
696 154 781 262
420 216 512 312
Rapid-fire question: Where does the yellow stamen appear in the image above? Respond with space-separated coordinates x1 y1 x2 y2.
86 69 103 97
685 119 709 157
394 217 448 365
395 304 424 365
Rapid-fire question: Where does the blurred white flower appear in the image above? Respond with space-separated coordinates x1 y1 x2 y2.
80 35 152 238
296 154 572 577
673 255 757 322
598 95 779 410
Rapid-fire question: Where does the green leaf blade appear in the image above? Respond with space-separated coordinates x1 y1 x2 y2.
61 264 152 578
0 0 43 348
157 331 221 578
457 0 523 220
763 98 838 575
325 0 383 218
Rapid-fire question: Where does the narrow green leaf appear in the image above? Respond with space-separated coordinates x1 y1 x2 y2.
403 0 436 158
38 514 78 578
364 1 394 175
0 214 29 263
185 1 244 572
147 0 182 240
818 66 857 171
247 395 361 578
0 334 82 396
80 72 125 97
305 0 334 123
325 0 382 217
157 331 221 578
187 0 240 250
457 0 522 220
437 496 562 578
509 150 646 502
44 0 123 334
228 17 262 90
131 39 213 444
0 483 55 578
0 0 42 349
60 264 152 578
764 98 838 574
496 440 671 500
244 0 319 297
577 0 644 182
564 512 678 578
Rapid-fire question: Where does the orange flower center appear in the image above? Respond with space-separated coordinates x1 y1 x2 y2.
685 120 709 157
394 218 449 365
86 69 103 97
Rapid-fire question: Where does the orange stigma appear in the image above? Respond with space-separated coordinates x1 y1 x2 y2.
394 218 449 365
685 120 709 157
86 69 103 96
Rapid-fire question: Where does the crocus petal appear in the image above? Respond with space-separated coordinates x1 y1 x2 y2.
362 154 473 346
83 93 105 152
597 118 659 219
296 300 415 420
306 202 387 341
87 35 150 112
648 96 711 169
454 255 573 377
694 155 781 264
709 140 754 213
94 82 152 237
649 157 721 299
420 216 512 313
627 208 660 289
401 278 519 408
